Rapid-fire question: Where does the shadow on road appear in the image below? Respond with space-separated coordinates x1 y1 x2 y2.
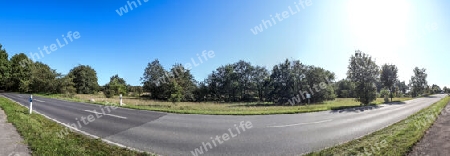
329 105 382 113
383 101 407 105
422 95 439 98
227 103 284 107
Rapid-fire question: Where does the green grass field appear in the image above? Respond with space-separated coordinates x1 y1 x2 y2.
39 94 412 115
0 97 153 156
306 96 450 156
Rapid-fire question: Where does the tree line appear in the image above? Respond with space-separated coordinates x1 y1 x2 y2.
0 44 444 105
141 59 336 104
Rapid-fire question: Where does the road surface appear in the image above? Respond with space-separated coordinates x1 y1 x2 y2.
1 93 446 156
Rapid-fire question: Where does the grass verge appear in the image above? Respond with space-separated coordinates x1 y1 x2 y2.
0 97 153 156
305 96 450 156
38 94 412 115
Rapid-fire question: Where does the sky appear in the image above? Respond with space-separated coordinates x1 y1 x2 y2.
0 0 449 87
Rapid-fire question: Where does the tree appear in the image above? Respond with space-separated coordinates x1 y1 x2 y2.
335 79 356 98
141 59 171 100
443 86 449 93
205 64 238 102
347 50 379 105
168 80 183 104
104 74 128 98
170 64 197 101
269 60 294 105
55 75 76 97
252 66 270 102
395 81 409 95
29 62 59 93
409 67 427 97
431 84 442 94
270 59 335 105
68 65 99 94
303 65 336 103
0 44 10 90
380 64 398 102
8 53 33 92
193 81 209 102
233 60 257 102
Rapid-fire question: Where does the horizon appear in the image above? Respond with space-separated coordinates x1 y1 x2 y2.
1 0 449 87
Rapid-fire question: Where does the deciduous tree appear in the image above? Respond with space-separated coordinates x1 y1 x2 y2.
0 44 10 90
409 67 427 97
380 64 398 102
347 50 379 105
8 53 33 92
68 65 99 94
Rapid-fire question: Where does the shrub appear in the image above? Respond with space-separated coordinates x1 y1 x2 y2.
104 89 115 98
169 93 182 104
380 88 390 98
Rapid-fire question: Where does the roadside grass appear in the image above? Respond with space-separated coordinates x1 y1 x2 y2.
0 97 153 156
39 94 411 115
305 96 450 156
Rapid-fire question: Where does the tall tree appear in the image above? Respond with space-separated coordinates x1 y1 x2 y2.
270 59 294 105
380 64 398 102
8 53 33 92
270 59 335 105
0 44 10 90
29 62 59 93
409 67 427 97
252 65 270 102
141 59 171 99
68 65 99 94
347 50 379 105
170 64 197 101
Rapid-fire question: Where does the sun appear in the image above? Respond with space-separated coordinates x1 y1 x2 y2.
346 0 411 60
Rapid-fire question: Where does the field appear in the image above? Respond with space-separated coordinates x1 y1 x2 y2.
40 94 412 115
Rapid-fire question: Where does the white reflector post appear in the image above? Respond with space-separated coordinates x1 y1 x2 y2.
29 94 33 114
120 94 123 106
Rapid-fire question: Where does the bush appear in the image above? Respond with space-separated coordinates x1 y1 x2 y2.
169 93 182 104
104 89 115 98
380 88 390 98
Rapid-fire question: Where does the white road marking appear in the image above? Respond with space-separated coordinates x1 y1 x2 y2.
17 95 23 98
34 99 45 103
268 119 333 128
84 110 127 119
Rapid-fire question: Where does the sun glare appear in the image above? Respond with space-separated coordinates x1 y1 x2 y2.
347 0 411 60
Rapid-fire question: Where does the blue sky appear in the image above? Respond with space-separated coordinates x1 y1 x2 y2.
0 0 449 87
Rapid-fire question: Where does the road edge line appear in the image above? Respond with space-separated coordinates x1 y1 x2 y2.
0 94 153 155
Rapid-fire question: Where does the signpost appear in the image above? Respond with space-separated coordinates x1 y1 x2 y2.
306 94 311 104
29 95 33 114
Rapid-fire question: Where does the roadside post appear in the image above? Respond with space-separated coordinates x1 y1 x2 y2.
29 95 33 114
120 94 123 106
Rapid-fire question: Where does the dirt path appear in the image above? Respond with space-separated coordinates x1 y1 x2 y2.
409 101 450 156
0 108 30 156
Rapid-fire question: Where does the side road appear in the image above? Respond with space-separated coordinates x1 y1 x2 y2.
409 101 450 156
0 107 30 156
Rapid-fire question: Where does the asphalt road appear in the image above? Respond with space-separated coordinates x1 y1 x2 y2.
1 93 446 156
